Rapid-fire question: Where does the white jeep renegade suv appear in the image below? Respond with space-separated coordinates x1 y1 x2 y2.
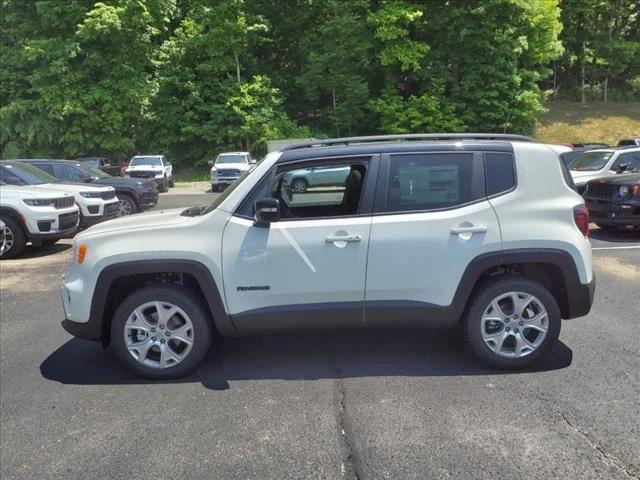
60 134 595 379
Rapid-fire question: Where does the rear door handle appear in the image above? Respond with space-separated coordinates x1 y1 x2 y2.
325 234 362 243
450 225 488 235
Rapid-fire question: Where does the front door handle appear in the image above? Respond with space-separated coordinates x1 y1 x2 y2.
325 234 362 243
450 225 488 235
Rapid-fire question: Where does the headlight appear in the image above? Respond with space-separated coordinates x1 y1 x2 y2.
23 198 55 206
619 185 630 197
80 191 103 198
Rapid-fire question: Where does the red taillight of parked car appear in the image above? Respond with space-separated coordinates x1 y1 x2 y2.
573 205 589 237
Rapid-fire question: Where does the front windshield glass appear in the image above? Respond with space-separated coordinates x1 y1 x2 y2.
130 156 162 166
1 162 57 185
570 151 614 171
76 162 110 179
216 154 247 164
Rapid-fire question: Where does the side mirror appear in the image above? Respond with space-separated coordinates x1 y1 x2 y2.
616 163 629 174
254 198 280 227
4 177 22 185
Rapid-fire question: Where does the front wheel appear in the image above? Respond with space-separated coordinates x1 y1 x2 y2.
117 194 138 216
463 277 561 369
110 285 213 379
158 177 168 193
0 217 26 259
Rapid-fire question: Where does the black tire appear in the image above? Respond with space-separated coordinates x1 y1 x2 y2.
169 177 175 188
211 184 218 192
117 194 138 216
158 177 168 193
463 276 561 369
0 216 26 260
109 285 213 379
291 177 309 193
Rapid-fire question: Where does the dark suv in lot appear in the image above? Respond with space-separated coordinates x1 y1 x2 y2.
21 159 158 216
584 172 640 230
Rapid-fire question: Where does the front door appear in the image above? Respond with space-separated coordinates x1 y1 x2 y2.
222 156 375 331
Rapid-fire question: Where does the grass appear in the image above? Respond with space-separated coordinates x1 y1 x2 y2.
173 168 209 183
535 101 640 145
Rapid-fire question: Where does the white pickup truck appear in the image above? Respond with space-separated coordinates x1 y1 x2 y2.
125 155 173 192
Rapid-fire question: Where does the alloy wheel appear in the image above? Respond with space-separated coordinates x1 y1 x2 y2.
480 291 549 358
117 199 133 216
0 223 14 257
124 301 194 369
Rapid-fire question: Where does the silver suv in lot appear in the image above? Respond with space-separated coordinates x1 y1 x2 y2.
60 134 594 379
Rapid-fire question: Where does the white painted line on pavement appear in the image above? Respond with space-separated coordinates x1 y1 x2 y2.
592 246 640 251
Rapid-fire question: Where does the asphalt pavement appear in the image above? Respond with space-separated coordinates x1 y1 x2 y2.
0 189 639 479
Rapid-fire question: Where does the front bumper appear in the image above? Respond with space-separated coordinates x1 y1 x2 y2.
586 198 640 227
80 201 119 227
61 318 102 341
137 190 159 210
212 176 240 185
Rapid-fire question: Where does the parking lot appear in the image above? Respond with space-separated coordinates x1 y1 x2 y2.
1 186 639 480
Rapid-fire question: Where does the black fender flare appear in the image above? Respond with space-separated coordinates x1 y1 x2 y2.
66 259 232 342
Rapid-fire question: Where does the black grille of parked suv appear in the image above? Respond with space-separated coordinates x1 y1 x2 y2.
586 183 617 198
54 197 75 209
58 211 79 229
101 190 116 200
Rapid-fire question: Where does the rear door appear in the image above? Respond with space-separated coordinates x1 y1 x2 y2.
364 150 502 323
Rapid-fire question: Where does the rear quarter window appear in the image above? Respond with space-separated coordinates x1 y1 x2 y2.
484 152 516 196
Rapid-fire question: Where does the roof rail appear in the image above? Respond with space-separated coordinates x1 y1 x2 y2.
281 133 536 151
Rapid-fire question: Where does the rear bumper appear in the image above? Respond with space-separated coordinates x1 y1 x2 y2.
565 275 596 319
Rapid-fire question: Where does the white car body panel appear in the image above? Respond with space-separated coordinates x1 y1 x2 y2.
0 184 79 235
366 200 502 306
492 143 592 283
222 215 371 315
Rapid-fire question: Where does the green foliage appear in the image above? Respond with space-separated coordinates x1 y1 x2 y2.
2 0 636 164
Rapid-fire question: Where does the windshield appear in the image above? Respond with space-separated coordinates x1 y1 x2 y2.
0 162 57 185
76 162 110 179
130 156 162 166
216 154 247 165
570 151 614 171
201 169 254 215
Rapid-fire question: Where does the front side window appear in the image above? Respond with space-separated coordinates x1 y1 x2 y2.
53 164 88 181
0 163 56 185
236 159 368 220
611 152 640 173
385 153 474 212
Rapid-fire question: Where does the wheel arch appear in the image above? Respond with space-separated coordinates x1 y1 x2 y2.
91 260 232 346
455 249 593 321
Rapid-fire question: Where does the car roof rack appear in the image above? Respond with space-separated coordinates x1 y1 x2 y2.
281 133 536 151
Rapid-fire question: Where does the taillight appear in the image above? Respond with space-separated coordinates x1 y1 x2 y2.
573 205 589 237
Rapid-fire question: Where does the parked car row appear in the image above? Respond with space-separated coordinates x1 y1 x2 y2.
0 154 169 259
567 145 640 231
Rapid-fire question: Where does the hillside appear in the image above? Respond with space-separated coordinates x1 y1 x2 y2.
535 101 640 145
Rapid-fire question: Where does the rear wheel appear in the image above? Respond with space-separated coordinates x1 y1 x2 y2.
109 285 213 379
117 194 138 216
0 217 26 259
291 177 308 193
464 277 561 369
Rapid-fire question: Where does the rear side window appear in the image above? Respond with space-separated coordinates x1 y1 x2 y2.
484 152 515 196
386 153 475 212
